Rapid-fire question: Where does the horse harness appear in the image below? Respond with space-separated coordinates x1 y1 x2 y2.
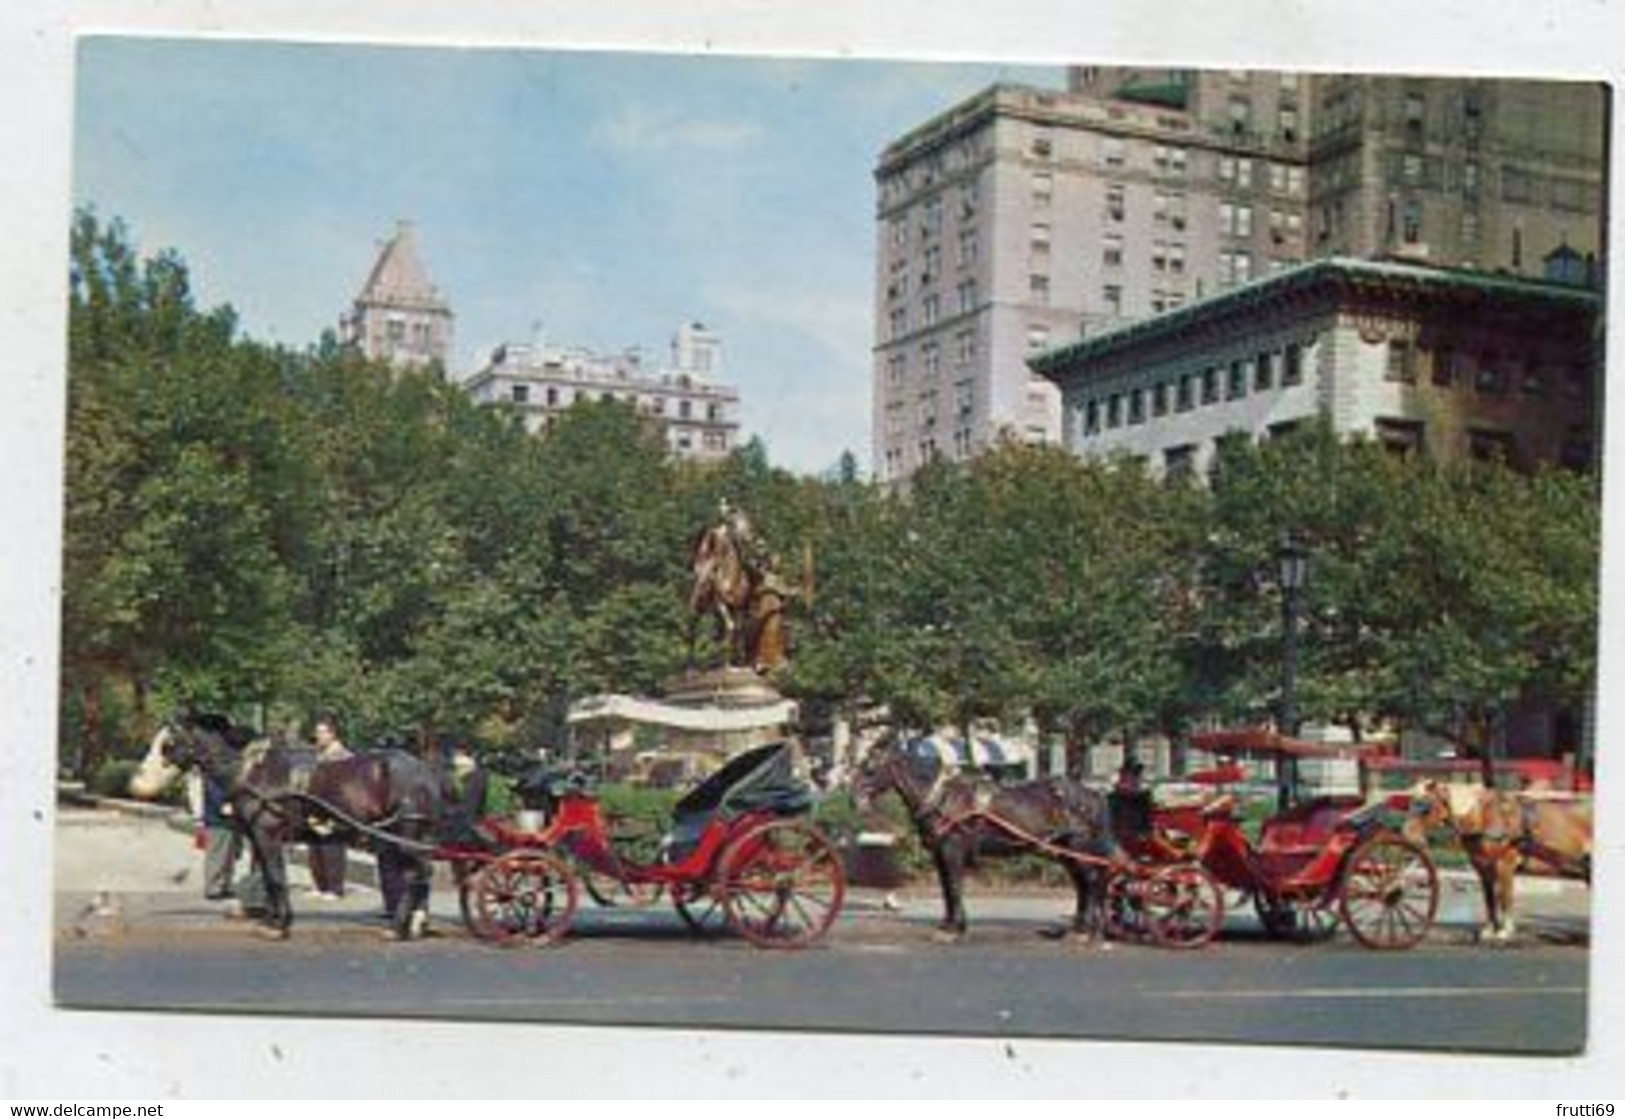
1445 789 1590 881
885 753 1116 867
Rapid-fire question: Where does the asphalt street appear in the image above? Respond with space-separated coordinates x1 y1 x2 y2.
52 802 1592 1055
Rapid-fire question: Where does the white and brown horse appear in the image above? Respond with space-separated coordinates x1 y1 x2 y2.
1404 780 1591 942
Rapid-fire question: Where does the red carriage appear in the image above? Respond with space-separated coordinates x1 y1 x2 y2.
1108 729 1439 950
439 740 846 950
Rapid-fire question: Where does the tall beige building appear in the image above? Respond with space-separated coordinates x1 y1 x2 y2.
872 68 1607 484
341 221 455 374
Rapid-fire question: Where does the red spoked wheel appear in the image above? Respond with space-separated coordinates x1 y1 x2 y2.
715 819 846 949
1254 890 1340 943
672 882 725 935
1339 833 1439 950
466 848 579 948
1105 870 1153 942
1141 863 1226 949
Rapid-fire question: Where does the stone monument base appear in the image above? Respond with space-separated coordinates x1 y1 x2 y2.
662 666 786 710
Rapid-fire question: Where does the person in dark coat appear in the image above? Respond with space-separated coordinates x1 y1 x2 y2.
307 713 352 900
443 740 491 843
201 770 241 900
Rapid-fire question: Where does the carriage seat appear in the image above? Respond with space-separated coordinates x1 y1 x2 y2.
660 741 812 865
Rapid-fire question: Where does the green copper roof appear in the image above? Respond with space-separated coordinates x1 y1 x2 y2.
1030 256 1601 379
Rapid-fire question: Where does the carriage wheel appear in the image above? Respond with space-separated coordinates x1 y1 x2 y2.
1105 871 1152 942
1339 833 1438 950
1142 864 1225 949
581 865 665 909
467 849 579 947
716 819 846 949
672 882 725 935
1254 891 1339 943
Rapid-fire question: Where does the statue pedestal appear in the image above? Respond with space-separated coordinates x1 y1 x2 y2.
567 669 797 782
662 666 786 710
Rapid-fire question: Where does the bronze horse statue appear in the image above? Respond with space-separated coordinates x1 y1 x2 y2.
1404 779 1592 943
132 712 443 940
688 512 755 668
852 734 1121 943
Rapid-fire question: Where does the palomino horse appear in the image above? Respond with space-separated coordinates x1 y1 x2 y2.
852 734 1120 943
1404 780 1592 942
131 713 443 940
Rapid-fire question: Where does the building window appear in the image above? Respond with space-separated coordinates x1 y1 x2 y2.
958 279 979 313
1151 382 1169 417
1168 242 1186 274
1029 274 1050 304
546 386 560 407
958 226 979 267
1278 105 1298 143
511 384 530 404
1103 284 1123 314
1084 400 1101 435
1103 137 1126 167
1375 418 1425 457
1103 234 1124 267
1032 171 1053 207
1254 351 1275 390
1107 394 1123 429
1475 353 1507 395
1402 199 1423 244
1106 184 1126 221
955 330 978 368
922 294 941 326
1129 388 1146 425
1430 346 1455 387
1282 342 1305 385
1227 360 1248 399
1201 367 1219 404
1386 339 1417 383
922 341 941 379
1164 444 1198 481
1176 374 1195 412
1026 324 1050 352
679 400 693 420
1031 130 1053 158
1030 221 1052 254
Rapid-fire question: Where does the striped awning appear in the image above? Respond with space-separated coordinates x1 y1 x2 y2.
906 735 1033 770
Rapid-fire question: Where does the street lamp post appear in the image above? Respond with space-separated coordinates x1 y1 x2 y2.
1277 534 1309 813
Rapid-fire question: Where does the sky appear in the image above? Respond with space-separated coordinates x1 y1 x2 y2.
72 37 1061 475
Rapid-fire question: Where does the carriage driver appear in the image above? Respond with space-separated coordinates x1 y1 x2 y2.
307 712 353 900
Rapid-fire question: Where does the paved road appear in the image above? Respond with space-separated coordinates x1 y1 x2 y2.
53 804 1591 1055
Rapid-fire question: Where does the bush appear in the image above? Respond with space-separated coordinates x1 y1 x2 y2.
88 758 142 800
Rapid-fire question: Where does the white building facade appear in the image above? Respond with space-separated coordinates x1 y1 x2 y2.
1030 257 1600 479
464 324 742 462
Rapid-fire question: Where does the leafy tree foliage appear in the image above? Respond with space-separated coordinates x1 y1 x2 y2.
60 216 1600 774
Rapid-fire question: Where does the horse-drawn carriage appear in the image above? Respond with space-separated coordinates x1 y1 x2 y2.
851 728 1438 951
1110 729 1440 949
443 740 847 950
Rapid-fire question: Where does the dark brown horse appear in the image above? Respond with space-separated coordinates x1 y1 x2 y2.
133 713 443 940
852 734 1121 942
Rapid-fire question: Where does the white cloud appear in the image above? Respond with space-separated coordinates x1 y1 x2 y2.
590 104 764 156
